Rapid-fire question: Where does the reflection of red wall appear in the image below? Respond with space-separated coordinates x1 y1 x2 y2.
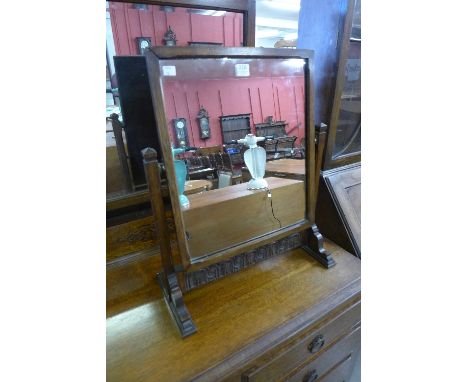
109 3 243 55
163 76 305 148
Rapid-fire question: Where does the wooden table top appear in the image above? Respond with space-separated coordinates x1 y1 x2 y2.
106 179 211 211
184 177 302 210
184 179 212 195
265 158 305 175
106 241 361 382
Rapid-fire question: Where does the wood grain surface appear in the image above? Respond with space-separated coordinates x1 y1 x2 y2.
107 241 360 382
106 216 158 261
107 248 162 316
182 177 305 258
265 159 305 176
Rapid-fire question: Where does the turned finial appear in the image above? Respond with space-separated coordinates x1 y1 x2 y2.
141 147 158 161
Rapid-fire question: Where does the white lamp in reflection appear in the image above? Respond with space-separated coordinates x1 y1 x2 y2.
238 134 268 190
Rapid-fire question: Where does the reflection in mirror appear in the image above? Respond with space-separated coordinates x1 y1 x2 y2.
351 0 361 40
332 39 361 158
158 57 307 259
332 0 361 159
106 1 245 200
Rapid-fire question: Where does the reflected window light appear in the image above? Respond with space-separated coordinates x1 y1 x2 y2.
286 58 305 68
160 5 175 12
257 29 281 39
134 3 148 11
283 32 298 40
265 0 301 12
187 9 226 16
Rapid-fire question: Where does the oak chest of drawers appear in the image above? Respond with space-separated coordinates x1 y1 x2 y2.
107 241 361 382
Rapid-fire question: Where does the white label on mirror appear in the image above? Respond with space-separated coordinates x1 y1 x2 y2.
162 65 176 76
235 64 250 77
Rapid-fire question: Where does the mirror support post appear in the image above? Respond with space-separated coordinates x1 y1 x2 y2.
314 123 328 202
302 123 336 268
142 147 196 338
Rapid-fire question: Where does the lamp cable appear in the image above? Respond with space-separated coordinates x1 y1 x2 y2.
266 187 282 228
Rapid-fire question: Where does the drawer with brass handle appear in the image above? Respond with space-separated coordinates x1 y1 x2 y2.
296 354 354 382
316 354 354 382
284 326 360 382
241 302 360 382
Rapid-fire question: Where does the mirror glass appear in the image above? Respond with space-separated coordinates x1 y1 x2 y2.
106 1 245 200
351 0 361 40
158 56 308 259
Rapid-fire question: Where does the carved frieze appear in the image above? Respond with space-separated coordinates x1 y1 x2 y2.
184 233 302 290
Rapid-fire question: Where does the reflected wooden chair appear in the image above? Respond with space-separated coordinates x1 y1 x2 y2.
196 145 223 156
217 171 233 188
293 137 306 159
220 153 242 184
214 153 224 170
221 152 232 171
276 136 297 159
187 156 215 180
199 155 212 169
223 143 244 165
265 138 278 161
207 154 218 171
107 113 134 192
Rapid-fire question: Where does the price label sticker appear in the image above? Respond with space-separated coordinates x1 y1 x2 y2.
162 65 176 76
235 63 250 77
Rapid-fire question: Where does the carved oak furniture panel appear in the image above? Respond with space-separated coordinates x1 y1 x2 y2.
220 114 252 143
255 120 287 138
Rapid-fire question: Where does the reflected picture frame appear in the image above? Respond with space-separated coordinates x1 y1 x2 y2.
145 46 332 272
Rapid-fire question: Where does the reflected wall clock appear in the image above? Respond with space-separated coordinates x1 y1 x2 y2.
196 106 211 139
136 37 151 55
173 118 189 148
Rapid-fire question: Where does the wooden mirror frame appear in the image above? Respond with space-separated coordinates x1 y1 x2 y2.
145 46 334 272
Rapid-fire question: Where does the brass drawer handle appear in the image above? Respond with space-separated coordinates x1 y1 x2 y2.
308 334 325 353
303 369 319 382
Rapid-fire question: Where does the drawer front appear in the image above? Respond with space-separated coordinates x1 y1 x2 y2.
317 355 354 382
241 302 360 382
293 356 354 382
284 327 360 382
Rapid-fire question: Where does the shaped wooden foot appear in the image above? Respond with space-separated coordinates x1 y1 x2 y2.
302 224 336 268
156 272 197 338
143 147 196 338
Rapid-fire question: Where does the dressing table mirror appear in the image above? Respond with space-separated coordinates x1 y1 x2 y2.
144 47 335 336
106 0 256 258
